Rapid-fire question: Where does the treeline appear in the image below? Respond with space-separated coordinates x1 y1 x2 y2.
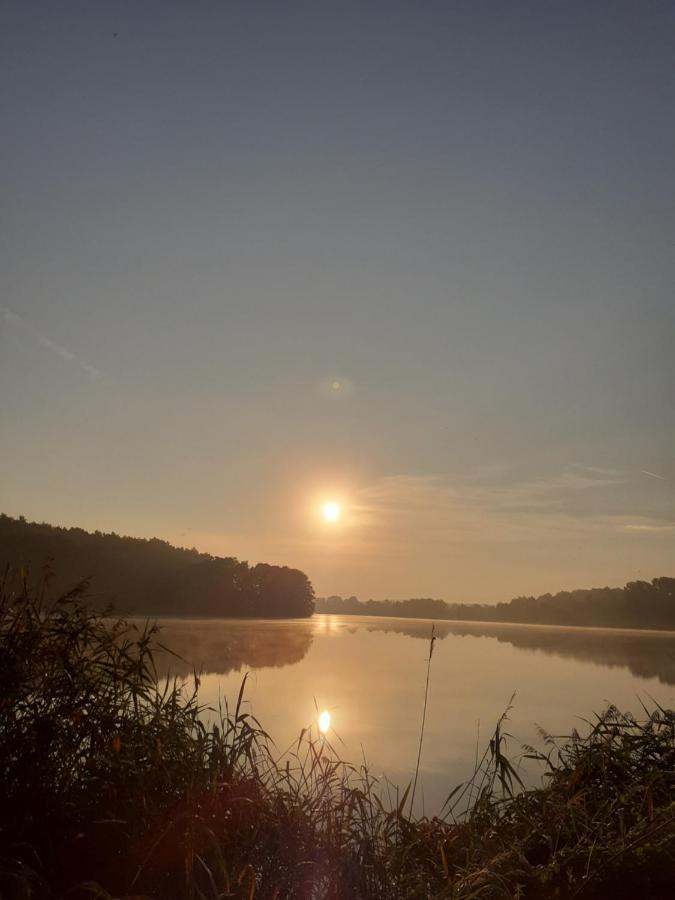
0 514 314 617
316 578 675 629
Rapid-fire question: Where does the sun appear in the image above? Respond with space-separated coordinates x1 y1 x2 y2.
322 501 341 523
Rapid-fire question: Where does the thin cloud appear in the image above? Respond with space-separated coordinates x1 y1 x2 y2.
2 305 102 379
38 335 75 363
80 362 102 379
641 470 666 480
2 308 23 326
623 523 675 533
622 520 675 532
347 465 673 553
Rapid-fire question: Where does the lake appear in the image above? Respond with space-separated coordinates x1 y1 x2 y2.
153 614 675 815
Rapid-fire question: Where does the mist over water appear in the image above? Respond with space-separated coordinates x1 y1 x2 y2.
154 614 675 813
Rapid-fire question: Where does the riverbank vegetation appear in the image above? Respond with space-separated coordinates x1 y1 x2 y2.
2 573 674 899
317 577 675 629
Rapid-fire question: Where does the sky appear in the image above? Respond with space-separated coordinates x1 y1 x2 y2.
1 1 674 603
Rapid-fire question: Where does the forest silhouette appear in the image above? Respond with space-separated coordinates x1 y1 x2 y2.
3 513 674 629
0 514 314 618
317 580 675 630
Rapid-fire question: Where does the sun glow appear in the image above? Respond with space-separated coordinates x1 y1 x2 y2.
318 710 331 733
322 501 341 523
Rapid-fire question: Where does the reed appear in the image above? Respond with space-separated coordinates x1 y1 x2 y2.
409 623 435 817
1 572 673 899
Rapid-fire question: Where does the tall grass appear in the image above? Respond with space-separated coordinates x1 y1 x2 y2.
1 571 674 899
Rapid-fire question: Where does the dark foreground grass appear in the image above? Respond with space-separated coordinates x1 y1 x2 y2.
1 574 674 899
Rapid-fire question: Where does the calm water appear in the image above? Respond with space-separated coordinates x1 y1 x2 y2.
153 614 675 814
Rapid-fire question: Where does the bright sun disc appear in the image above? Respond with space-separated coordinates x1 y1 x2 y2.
322 501 341 523
318 710 331 733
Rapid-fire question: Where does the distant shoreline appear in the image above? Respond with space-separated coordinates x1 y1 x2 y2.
132 610 675 635
314 579 675 631
313 611 675 635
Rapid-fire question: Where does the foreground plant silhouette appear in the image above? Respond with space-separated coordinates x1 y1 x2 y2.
1 572 674 899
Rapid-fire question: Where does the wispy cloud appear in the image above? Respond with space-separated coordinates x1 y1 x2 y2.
2 308 23 326
641 470 666 480
2 305 102 379
622 520 675 533
38 335 75 363
345 464 673 554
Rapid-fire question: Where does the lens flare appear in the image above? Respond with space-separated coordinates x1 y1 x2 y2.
318 710 331 733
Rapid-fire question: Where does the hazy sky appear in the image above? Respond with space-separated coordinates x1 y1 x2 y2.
2 1 674 602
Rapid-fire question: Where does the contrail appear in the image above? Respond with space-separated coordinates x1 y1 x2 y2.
641 470 666 480
2 304 102 379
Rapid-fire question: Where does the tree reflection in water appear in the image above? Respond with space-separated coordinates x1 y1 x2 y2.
145 618 314 678
141 614 675 687
361 618 675 686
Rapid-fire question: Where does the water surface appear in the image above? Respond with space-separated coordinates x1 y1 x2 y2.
154 614 675 813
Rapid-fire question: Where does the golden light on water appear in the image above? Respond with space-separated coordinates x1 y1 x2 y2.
318 710 331 733
322 501 341 523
